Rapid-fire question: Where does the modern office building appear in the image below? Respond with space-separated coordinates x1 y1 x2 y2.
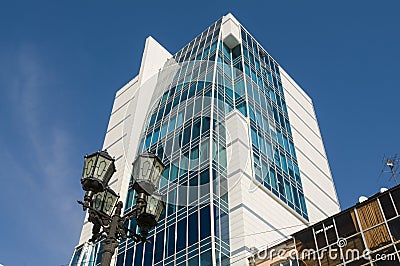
249 185 400 266
70 13 340 266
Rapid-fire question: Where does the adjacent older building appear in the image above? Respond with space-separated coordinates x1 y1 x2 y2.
250 185 400 266
70 13 340 266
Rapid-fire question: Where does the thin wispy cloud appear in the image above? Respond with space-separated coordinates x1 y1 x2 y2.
0 44 84 266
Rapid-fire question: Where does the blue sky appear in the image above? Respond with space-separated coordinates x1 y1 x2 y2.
1 1 400 265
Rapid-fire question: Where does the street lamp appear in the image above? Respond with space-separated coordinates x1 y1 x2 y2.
136 193 165 238
77 150 165 266
132 152 164 195
81 150 116 193
91 188 119 217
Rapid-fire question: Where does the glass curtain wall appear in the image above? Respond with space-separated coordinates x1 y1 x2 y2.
118 18 230 266
239 28 308 220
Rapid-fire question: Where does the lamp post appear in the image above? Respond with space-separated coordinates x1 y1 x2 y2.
77 150 165 266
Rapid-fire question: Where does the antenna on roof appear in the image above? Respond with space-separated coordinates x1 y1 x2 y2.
379 154 399 184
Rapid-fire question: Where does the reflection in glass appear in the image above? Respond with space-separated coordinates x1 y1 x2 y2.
335 210 359 238
379 194 397 219
388 217 400 241
364 224 391 250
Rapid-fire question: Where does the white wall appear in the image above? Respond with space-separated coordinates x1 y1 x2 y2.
225 14 340 265
76 37 172 266
280 67 340 223
227 110 310 266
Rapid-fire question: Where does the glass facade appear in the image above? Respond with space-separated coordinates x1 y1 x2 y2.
239 28 307 220
118 18 230 266
71 15 307 266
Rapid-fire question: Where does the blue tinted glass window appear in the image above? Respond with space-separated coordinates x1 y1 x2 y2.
134 244 143 266
244 63 250 77
176 218 187 252
294 165 301 183
261 160 268 180
234 79 245 96
125 247 134 266
210 41 217 53
249 105 256 121
287 159 294 179
266 141 273 159
167 190 176 215
166 223 175 257
200 206 211 239
116 253 124 266
160 123 168 140
145 133 152 148
285 119 292 134
188 256 199 266
149 113 157 126
292 187 300 208
280 153 288 173
168 116 176 134
251 127 258 147
258 133 265 154
192 120 201 139
237 102 247 117
190 147 199 170
232 45 241 59
279 114 286 128
151 128 159 145
71 247 82 266
270 167 277 190
262 115 269 133
189 176 198 204
181 88 189 102
274 149 281 167
299 192 307 213
170 163 179 181
188 83 197 98
188 212 199 246
143 240 154 266
201 117 210 133
277 174 285 196
176 111 184 128
182 126 191 147
273 107 279 123
199 170 209 197
283 136 290 151
284 180 293 203
222 43 230 59
277 130 283 146
200 251 212 266
289 141 296 157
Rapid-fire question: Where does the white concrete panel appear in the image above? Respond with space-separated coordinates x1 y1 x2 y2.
280 67 340 225
226 110 309 266
78 37 172 247
222 13 241 49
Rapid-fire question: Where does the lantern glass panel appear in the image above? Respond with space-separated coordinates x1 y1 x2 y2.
94 154 113 183
149 159 164 189
146 194 164 222
102 189 118 216
91 191 105 212
82 154 97 180
133 154 165 194
81 151 116 193
136 156 154 183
